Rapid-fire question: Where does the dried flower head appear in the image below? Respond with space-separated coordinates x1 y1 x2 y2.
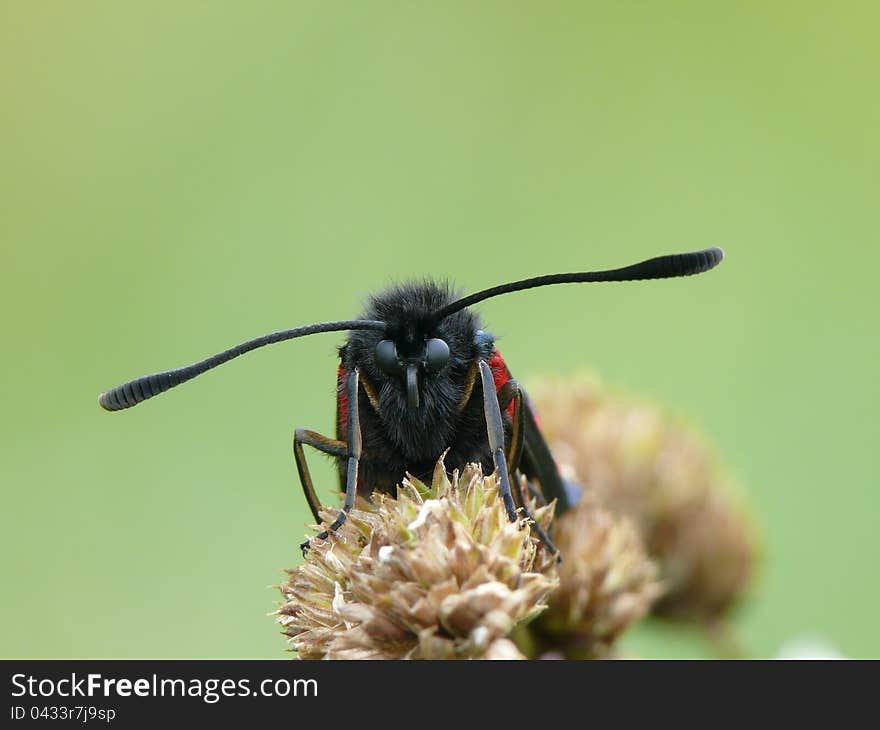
528 374 757 623
276 457 558 659
526 498 661 659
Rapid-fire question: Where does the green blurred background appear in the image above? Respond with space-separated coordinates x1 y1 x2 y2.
2 2 877 659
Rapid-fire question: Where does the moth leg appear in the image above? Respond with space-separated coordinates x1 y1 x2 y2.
478 360 518 524
296 368 363 557
315 369 362 549
496 380 524 477
526 480 548 507
500 379 560 557
293 429 348 524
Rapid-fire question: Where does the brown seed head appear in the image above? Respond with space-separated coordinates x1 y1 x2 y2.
528 497 661 658
529 374 757 623
276 457 558 659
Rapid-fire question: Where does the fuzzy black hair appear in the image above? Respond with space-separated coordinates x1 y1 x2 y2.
343 279 481 373
340 279 486 469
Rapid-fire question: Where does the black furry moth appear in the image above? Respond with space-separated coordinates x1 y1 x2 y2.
100 247 724 557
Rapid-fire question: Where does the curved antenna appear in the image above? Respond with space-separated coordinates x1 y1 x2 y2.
99 320 386 411
431 247 724 323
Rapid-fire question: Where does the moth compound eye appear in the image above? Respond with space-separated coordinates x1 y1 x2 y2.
375 339 401 375
424 338 450 373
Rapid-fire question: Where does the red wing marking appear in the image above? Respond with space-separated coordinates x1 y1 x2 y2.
336 363 348 437
487 349 515 419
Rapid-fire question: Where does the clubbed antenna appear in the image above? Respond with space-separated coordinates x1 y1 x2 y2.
431 247 724 323
99 320 387 411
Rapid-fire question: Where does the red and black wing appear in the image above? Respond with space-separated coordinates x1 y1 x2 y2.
489 348 573 515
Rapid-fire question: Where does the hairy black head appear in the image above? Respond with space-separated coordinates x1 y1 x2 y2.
342 280 482 461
